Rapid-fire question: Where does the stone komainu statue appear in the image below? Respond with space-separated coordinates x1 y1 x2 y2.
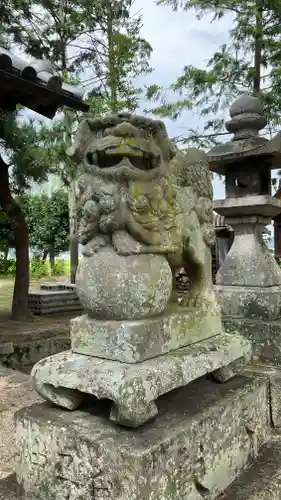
67 113 215 307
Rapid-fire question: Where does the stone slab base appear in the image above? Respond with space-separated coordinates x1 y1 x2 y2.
223 316 281 366
243 362 281 429
31 332 251 427
71 306 223 363
0 474 21 500
2 336 70 371
16 376 269 500
222 441 281 500
215 284 281 320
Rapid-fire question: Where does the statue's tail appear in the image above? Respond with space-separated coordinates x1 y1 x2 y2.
171 148 215 249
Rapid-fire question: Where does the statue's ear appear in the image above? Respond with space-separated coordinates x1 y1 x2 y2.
66 119 93 164
153 119 176 162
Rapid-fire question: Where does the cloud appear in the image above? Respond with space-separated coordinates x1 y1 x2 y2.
134 0 233 75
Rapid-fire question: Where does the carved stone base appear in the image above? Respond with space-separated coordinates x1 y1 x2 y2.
223 316 281 365
216 284 281 321
16 376 269 500
70 305 223 363
31 332 251 428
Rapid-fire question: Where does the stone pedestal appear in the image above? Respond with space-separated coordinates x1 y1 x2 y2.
213 200 281 321
70 305 223 363
16 111 257 499
16 376 269 500
31 332 251 427
213 195 281 364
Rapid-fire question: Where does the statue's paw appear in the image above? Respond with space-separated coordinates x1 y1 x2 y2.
82 236 109 256
112 231 142 256
185 292 203 308
82 246 94 257
184 287 216 310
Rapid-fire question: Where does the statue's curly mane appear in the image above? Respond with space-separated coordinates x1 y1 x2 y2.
127 173 181 252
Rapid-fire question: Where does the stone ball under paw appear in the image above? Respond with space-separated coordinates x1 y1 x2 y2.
76 247 173 320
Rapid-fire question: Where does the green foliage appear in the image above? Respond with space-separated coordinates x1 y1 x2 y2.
0 257 70 279
0 110 51 192
53 259 70 276
21 190 69 257
0 211 14 253
0 256 16 276
148 0 281 148
29 258 49 279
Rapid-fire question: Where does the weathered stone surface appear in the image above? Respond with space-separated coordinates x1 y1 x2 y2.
214 197 281 218
216 285 281 321
31 332 252 427
269 372 281 428
0 474 22 500
243 362 281 428
0 343 14 355
223 316 281 364
242 361 281 429
212 356 249 383
214 215 281 289
16 376 269 500
209 94 281 339
0 366 42 480
76 249 173 320
71 304 223 363
222 442 281 500
208 93 281 174
69 114 216 315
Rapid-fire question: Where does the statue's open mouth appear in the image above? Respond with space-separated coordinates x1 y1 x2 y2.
86 144 161 171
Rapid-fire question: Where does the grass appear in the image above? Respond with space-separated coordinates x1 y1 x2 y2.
0 274 75 340
0 273 69 313
0 277 14 313
0 259 71 313
0 277 44 313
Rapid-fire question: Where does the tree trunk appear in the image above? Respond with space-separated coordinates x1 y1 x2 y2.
49 247 55 275
62 105 78 284
3 246 9 273
0 158 29 320
42 249 48 262
68 181 78 283
11 207 29 320
253 0 262 94
106 3 118 109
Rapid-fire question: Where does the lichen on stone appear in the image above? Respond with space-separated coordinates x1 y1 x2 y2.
67 113 216 311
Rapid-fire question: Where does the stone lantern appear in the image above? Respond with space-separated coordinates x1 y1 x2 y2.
208 93 281 362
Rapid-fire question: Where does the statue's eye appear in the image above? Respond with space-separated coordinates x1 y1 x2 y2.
86 152 98 165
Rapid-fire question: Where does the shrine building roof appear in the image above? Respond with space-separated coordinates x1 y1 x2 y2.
0 47 89 118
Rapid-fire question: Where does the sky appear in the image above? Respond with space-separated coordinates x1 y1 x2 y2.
132 0 234 199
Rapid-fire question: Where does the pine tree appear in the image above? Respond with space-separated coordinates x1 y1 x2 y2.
6 0 152 282
81 0 152 113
